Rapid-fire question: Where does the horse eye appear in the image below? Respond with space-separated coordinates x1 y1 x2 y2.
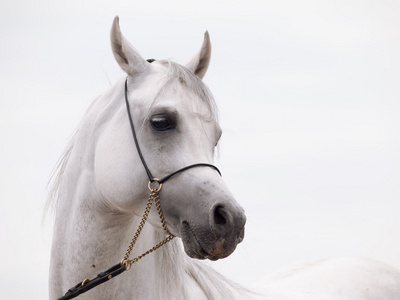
150 114 176 131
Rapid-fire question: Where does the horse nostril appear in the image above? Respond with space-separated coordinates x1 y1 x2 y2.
211 205 234 235
214 206 227 226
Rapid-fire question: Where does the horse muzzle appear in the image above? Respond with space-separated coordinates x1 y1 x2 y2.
180 203 246 260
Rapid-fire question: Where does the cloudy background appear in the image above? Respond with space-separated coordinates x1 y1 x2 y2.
1 0 400 298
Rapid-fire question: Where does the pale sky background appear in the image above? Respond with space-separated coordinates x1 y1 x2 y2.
1 0 400 299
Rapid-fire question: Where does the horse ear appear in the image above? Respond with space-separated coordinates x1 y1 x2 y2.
110 16 148 75
186 31 211 79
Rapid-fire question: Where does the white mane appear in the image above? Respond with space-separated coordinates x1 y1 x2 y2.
46 80 123 218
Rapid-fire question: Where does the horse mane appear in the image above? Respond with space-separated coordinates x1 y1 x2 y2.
44 132 75 220
44 89 111 219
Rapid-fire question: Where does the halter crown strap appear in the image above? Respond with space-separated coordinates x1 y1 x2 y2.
124 78 221 183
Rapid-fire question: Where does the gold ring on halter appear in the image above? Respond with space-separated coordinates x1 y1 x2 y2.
121 258 132 271
148 178 162 192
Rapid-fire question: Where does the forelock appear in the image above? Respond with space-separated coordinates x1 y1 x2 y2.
155 60 218 120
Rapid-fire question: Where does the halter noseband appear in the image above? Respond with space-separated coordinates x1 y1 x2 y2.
58 60 221 300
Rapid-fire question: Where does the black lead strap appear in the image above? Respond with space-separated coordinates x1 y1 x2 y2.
58 60 221 300
58 264 127 300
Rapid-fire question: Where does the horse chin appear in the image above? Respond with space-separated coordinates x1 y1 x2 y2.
180 221 239 261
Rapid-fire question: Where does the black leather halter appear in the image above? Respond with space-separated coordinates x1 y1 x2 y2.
58 61 221 300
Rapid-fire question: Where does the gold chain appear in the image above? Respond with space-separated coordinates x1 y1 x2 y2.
121 179 175 271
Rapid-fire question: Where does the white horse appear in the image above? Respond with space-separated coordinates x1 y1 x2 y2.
49 17 400 300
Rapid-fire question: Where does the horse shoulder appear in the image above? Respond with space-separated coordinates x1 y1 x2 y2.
252 257 400 300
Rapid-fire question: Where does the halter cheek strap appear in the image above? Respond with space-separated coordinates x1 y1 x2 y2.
124 77 221 184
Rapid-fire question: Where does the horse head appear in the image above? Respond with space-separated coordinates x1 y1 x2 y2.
94 17 246 261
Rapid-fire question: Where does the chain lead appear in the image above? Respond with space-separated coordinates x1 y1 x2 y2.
121 182 175 271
